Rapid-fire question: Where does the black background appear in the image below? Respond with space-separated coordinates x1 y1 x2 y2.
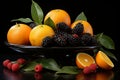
0 0 118 59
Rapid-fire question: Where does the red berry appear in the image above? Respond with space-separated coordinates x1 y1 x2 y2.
34 73 42 80
89 63 97 71
34 64 43 73
72 34 79 38
17 58 26 64
3 59 10 67
7 62 13 70
83 66 91 74
11 63 20 72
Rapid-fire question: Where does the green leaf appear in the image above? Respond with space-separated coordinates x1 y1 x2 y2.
56 66 79 74
31 0 44 25
11 18 33 23
40 58 61 71
44 17 56 31
100 48 117 61
22 61 38 72
75 12 87 21
95 33 115 50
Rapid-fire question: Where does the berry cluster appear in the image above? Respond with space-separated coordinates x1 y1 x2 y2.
41 22 98 47
3 58 43 73
3 58 26 72
83 63 97 74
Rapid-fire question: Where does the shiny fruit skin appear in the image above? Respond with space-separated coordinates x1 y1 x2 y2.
7 23 32 45
29 25 55 46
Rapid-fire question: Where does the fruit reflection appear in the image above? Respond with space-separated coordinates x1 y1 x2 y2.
34 72 42 80
76 70 114 80
96 70 114 80
76 72 96 80
3 68 23 80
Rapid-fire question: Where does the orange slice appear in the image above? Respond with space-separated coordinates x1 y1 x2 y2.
95 51 114 70
76 53 95 69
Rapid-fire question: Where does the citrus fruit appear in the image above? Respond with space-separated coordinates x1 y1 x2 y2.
76 53 95 69
95 51 114 70
29 25 55 46
71 20 93 36
7 23 32 45
44 9 71 27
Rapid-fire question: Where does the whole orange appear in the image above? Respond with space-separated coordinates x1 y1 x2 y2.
7 23 32 45
71 20 93 36
29 25 55 46
44 9 71 27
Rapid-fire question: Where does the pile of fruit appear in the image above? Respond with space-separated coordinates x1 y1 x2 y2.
4 0 116 76
7 10 97 47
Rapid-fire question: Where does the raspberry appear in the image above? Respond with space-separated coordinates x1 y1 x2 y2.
17 58 26 65
83 66 91 74
34 64 43 73
89 63 97 71
11 63 20 72
3 59 10 67
7 62 13 70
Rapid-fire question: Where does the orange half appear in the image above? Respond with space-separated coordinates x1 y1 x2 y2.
76 53 95 69
95 51 114 70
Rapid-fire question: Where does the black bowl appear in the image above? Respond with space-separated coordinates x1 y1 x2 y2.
5 41 99 54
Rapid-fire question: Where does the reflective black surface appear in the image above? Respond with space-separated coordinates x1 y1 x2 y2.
0 46 120 80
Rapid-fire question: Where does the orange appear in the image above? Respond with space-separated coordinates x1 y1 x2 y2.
76 52 95 69
44 9 71 27
29 25 55 46
7 23 32 45
71 20 93 36
95 51 114 70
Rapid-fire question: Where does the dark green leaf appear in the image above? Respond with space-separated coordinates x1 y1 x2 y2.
56 66 79 74
44 17 56 31
22 61 38 72
100 48 117 61
40 58 61 71
75 12 87 21
95 33 115 50
11 18 33 23
31 0 44 25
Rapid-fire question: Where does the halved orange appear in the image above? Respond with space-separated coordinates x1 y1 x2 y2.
95 51 114 70
76 53 95 69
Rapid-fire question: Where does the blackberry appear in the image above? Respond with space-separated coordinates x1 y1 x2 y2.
56 22 71 33
29 22 36 28
67 34 81 46
53 31 68 47
72 23 84 36
80 33 96 46
42 36 53 47
90 36 98 45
